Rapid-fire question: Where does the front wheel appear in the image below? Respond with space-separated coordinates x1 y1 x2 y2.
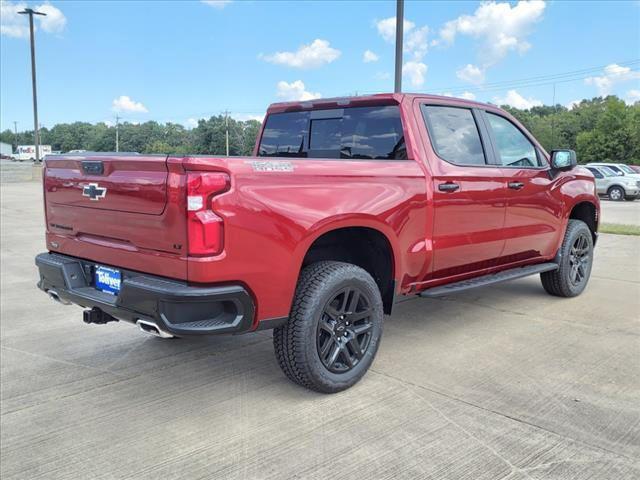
273 261 384 393
541 219 594 297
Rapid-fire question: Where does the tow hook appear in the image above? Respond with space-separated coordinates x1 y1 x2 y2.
83 307 118 325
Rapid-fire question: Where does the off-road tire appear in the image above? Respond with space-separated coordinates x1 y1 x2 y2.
273 261 384 393
541 219 593 297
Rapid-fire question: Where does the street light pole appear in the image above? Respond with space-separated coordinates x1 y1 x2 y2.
115 115 120 152
18 8 46 163
394 0 404 93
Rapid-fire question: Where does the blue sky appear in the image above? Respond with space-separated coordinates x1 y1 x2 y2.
1 0 639 131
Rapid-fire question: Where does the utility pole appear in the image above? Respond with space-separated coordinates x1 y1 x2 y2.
13 121 18 151
223 110 230 156
115 115 120 152
18 8 46 163
394 0 404 93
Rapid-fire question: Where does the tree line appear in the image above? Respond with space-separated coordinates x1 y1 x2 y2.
1 115 261 157
1 95 638 164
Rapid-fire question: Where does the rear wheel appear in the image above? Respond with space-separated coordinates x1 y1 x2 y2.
273 261 383 393
541 219 593 297
607 186 624 201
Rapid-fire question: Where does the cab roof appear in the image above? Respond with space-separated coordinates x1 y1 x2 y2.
266 92 494 114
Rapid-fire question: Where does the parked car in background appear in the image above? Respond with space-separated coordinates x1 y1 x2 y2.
586 162 640 179
628 165 640 174
585 165 639 201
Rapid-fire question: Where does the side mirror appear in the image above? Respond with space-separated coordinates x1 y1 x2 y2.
550 149 577 171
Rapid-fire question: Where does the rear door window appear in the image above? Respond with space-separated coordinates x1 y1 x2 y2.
258 105 406 160
421 105 486 166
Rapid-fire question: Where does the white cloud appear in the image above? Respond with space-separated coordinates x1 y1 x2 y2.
185 118 200 129
494 89 542 109
261 39 340 69
232 113 264 122
112 95 148 113
566 99 582 110
626 89 640 105
456 64 485 85
201 0 232 8
1 1 67 38
406 25 429 60
585 64 640 96
441 91 476 100
439 1 545 67
1 1 28 38
375 17 429 61
276 80 321 101
363 50 379 63
375 17 415 43
403 61 428 88
37 2 67 33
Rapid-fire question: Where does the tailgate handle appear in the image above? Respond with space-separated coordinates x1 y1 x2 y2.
82 161 104 175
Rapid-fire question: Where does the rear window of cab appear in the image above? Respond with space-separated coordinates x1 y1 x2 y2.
258 105 407 160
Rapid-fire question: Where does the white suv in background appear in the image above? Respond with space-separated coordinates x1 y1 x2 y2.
585 165 639 201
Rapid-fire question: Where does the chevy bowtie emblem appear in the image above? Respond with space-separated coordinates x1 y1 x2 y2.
82 183 107 201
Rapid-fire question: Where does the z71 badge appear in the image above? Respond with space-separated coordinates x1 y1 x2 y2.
247 160 294 172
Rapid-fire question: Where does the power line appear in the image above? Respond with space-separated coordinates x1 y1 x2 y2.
438 59 640 94
356 59 640 96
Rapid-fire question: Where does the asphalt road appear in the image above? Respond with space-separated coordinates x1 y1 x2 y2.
1 182 639 479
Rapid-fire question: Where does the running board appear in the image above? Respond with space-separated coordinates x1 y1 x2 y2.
419 263 559 298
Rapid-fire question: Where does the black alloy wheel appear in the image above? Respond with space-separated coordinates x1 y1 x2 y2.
316 287 374 374
568 233 591 288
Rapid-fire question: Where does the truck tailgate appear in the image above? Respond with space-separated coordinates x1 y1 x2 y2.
44 155 188 278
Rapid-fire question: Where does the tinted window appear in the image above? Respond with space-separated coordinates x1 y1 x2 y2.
309 118 341 152
586 167 603 179
486 113 540 167
258 105 406 160
258 111 309 157
337 106 405 159
421 106 486 165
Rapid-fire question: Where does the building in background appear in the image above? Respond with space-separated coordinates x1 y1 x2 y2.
0 142 13 159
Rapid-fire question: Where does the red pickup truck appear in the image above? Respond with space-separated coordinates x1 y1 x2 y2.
36 93 599 392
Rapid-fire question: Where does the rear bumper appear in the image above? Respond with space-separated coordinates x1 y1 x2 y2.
35 252 255 336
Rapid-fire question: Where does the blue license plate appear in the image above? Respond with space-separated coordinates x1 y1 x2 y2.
95 266 121 295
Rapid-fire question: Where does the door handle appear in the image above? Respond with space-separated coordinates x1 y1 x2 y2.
508 181 525 190
438 182 460 192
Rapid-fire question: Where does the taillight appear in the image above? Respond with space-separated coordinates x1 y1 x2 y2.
186 172 230 256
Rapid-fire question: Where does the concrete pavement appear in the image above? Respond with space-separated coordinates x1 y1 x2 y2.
600 199 640 226
1 182 639 479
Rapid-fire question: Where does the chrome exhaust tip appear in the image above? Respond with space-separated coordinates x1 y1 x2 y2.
48 289 71 305
136 319 174 339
